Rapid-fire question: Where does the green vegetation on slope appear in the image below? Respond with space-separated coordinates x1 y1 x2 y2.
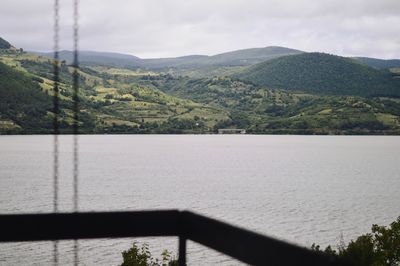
135 75 400 134
0 61 52 133
0 52 229 134
236 53 400 97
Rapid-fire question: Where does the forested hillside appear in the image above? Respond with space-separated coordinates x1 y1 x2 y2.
236 53 400 96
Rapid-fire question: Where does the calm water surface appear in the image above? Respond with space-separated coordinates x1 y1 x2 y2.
0 135 400 265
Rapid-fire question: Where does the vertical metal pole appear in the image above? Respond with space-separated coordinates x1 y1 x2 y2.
178 236 187 266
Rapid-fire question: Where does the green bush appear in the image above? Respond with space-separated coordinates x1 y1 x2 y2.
121 242 178 266
312 216 400 266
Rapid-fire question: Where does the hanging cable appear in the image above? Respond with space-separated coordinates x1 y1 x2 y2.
52 0 60 265
72 0 80 265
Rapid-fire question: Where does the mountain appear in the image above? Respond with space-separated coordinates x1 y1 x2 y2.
142 46 303 68
140 55 209 68
0 37 12 49
354 57 400 69
32 50 142 68
235 53 400 96
32 46 303 70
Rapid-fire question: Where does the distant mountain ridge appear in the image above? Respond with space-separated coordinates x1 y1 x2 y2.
31 46 303 69
140 46 303 68
354 57 400 69
200 46 303 66
30 44 400 72
0 30 384 72
33 50 141 67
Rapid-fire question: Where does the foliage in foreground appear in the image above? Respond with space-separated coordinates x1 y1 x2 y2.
121 242 178 266
312 216 400 266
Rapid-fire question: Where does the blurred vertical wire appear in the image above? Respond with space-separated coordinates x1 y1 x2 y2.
72 0 80 265
52 0 60 265
53 0 80 264
72 0 79 214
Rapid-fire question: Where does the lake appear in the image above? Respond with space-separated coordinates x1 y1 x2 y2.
0 135 400 265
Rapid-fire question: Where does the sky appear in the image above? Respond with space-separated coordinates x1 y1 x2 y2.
1 0 399 59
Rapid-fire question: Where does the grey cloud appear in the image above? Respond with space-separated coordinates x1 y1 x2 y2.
0 0 399 58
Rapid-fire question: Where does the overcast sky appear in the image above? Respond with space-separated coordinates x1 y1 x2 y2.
1 0 399 59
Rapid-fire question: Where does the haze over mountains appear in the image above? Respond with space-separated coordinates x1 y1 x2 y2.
33 46 303 69
31 46 400 70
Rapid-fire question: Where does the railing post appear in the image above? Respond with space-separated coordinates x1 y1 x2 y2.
178 236 186 266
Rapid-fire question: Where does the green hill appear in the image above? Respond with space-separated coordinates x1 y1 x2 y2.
235 53 400 96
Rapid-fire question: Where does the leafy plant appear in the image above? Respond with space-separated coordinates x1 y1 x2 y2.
120 242 178 266
312 216 400 266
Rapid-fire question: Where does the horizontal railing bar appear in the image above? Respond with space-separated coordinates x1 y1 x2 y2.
0 210 351 266
181 211 348 266
0 210 181 242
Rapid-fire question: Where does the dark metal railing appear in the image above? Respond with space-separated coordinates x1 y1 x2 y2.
0 210 351 266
